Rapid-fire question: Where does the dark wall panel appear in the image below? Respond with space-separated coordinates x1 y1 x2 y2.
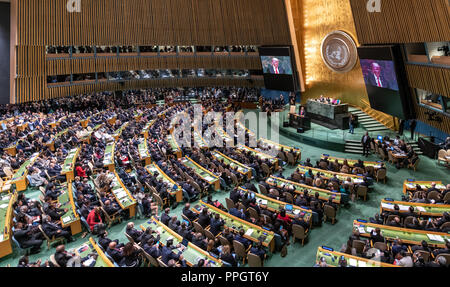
13 0 291 103
0 2 10 105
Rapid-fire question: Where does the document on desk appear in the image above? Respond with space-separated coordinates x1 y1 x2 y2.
416 206 426 212
293 209 301 215
366 227 375 233
427 234 445 242
257 199 268 205
204 176 215 182
115 189 127 199
245 229 254 236
348 258 357 267
399 205 410 211
358 260 367 267
62 216 72 224
381 203 393 210
358 227 367 234
0 204 9 209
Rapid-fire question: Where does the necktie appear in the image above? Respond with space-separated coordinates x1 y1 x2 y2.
377 76 382 87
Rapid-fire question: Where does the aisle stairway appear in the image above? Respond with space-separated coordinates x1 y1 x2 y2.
349 107 391 133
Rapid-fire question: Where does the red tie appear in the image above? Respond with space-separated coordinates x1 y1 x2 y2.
377 77 382 87
275 67 279 74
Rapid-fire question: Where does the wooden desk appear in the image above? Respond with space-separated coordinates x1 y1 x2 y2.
380 199 450 218
353 220 450 248
192 201 275 252
296 165 365 185
11 153 40 192
0 192 18 258
140 217 223 267
145 163 183 203
166 134 182 159
210 150 252 180
236 144 279 170
266 176 342 205
181 157 220 191
103 142 115 172
108 171 137 218
320 154 384 172
138 140 151 166
73 237 115 267
61 148 80 182
141 119 156 139
239 187 313 228
402 180 446 195
58 183 82 236
316 246 397 267
113 122 129 141
193 125 208 149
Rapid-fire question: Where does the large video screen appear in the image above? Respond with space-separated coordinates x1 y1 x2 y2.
259 46 297 92
358 46 412 120
261 56 293 75
360 59 399 91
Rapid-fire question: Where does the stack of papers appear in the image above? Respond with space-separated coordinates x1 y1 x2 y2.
381 203 393 210
245 229 254 236
427 234 445 242
115 189 127 199
358 227 367 234
257 199 268 205
348 258 357 266
366 227 375 233
398 205 410 211
358 260 367 267
293 209 301 215
62 216 72 224
416 206 426 212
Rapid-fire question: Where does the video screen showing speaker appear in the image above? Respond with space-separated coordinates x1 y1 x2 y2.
358 46 413 120
259 46 297 92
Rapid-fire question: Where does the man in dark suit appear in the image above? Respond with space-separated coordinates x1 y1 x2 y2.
209 214 224 236
13 222 43 254
160 208 171 226
182 203 198 222
161 239 184 264
249 241 266 261
367 62 392 89
234 229 252 249
106 241 124 263
268 58 285 75
41 215 72 242
361 132 371 157
125 222 143 243
197 208 211 228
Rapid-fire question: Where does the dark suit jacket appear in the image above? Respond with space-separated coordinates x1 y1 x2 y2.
367 72 391 89
268 65 285 74
198 213 211 229
209 218 224 236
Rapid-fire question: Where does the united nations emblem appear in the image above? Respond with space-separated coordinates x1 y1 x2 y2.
321 31 358 73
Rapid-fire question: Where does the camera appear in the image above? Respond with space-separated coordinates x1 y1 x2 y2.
437 45 450 56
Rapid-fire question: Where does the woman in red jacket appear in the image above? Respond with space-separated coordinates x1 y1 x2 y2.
86 207 103 232
276 209 292 226
75 164 87 178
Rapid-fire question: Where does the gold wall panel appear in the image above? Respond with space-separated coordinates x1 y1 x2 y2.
291 0 370 108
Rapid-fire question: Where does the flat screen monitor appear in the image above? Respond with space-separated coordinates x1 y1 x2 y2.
358 46 414 120
259 46 298 92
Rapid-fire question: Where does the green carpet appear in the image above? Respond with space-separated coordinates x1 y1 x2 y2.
1 114 448 267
